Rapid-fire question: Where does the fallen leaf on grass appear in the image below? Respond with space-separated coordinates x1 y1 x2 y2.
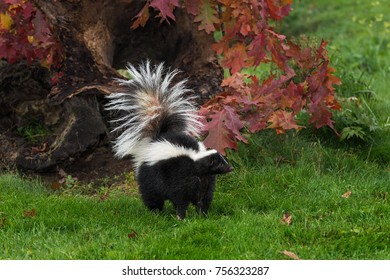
0 214 6 229
23 208 36 218
281 250 300 260
341 191 352 198
280 212 292 225
128 230 138 239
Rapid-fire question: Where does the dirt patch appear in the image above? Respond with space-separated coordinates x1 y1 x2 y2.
63 145 133 182
1 138 133 187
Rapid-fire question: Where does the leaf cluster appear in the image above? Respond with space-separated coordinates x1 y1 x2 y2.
0 0 61 73
132 0 342 154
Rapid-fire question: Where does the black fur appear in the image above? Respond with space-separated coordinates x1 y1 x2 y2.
106 62 233 219
137 133 232 219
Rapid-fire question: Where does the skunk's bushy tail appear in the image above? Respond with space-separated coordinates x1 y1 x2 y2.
105 61 202 158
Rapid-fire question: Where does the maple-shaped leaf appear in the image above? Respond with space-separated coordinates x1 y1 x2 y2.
150 0 180 21
221 72 250 94
247 33 267 66
266 0 292 21
268 110 302 134
184 0 202 16
202 110 238 155
316 39 328 60
223 105 247 143
193 0 219 34
308 102 335 129
244 111 268 133
222 43 253 74
285 41 315 70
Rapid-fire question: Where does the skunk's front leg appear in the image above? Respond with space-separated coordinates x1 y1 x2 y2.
175 201 189 220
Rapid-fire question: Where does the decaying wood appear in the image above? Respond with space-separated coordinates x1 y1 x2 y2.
1 0 222 172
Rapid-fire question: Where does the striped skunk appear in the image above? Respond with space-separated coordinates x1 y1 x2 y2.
105 61 233 219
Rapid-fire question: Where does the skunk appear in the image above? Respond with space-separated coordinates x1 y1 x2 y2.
105 61 233 219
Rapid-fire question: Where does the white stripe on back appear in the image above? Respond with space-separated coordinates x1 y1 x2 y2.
132 140 217 173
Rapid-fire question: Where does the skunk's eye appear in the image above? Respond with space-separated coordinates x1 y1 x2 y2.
209 157 215 167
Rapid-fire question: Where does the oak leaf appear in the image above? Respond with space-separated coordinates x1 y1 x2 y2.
341 191 352 198
202 110 238 155
193 0 219 33
268 110 302 134
280 212 292 225
222 43 252 74
23 208 36 218
150 0 180 21
31 142 48 154
281 250 300 260
131 3 150 29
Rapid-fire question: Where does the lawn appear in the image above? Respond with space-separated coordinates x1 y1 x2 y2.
1 0 390 260
1 131 389 260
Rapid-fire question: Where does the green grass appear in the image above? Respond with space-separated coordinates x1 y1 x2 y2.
282 0 390 163
282 0 390 115
1 131 389 260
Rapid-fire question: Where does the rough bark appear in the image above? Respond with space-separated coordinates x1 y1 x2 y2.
0 0 223 173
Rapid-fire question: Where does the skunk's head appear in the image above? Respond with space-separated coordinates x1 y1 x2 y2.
195 150 233 175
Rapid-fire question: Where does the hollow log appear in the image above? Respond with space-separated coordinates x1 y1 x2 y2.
0 0 222 173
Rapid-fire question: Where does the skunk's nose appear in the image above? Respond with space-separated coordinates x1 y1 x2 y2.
225 164 234 173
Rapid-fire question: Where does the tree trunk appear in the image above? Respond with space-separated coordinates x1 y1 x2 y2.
0 0 222 174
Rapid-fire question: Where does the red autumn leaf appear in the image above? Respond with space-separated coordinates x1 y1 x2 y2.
285 41 315 70
244 111 268 133
223 105 247 143
268 110 302 134
247 33 267 66
308 102 335 129
31 142 48 154
184 0 202 16
51 71 64 85
203 110 238 155
150 0 180 21
266 0 293 21
222 43 252 74
221 72 251 95
23 208 36 218
0 1 61 70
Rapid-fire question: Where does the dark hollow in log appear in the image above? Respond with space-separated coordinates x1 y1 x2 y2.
0 1 223 174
